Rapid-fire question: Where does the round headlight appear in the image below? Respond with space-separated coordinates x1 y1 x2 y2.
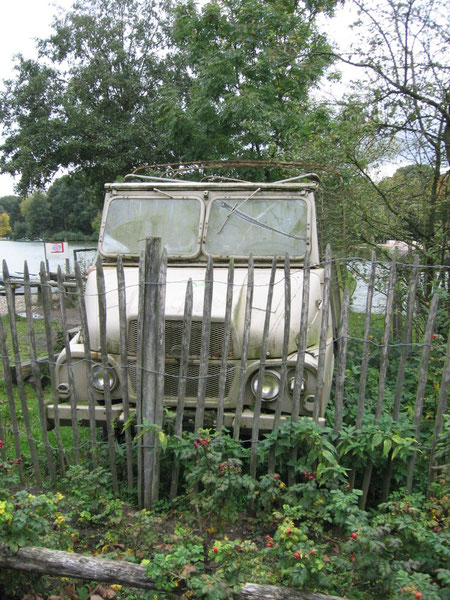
92 364 117 392
288 376 305 396
251 370 280 401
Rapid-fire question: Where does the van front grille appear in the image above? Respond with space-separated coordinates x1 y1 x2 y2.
127 319 233 359
127 361 235 399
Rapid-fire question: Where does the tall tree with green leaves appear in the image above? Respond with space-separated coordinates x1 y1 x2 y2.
0 0 170 196
162 0 338 166
0 0 341 194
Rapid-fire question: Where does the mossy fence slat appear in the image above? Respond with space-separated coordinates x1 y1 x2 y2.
0 238 448 513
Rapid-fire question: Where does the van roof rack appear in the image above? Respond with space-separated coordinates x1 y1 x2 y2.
125 160 323 184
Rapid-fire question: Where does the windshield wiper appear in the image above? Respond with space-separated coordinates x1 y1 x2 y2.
217 201 305 241
217 188 261 234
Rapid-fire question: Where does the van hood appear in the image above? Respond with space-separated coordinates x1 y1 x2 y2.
85 266 324 358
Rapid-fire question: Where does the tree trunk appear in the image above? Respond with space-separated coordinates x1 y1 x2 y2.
240 583 344 599
0 544 344 599
0 543 158 591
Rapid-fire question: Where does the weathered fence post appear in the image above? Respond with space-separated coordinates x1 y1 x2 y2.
75 261 98 468
195 256 214 433
427 330 450 494
39 262 66 475
287 250 310 486
314 245 332 423
116 255 133 490
140 237 161 509
406 294 439 493
269 254 291 476
170 279 194 500
250 256 277 480
23 262 56 483
95 258 119 494
216 259 235 431
3 260 42 484
57 265 80 466
151 248 168 503
233 255 254 439
360 260 396 509
333 287 350 437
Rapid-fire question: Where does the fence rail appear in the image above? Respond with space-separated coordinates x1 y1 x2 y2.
0 241 448 511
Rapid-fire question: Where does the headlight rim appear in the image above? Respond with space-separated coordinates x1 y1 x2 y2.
91 363 118 393
250 369 281 401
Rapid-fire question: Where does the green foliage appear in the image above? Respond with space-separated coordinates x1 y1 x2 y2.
62 465 124 527
0 195 21 230
144 524 205 591
0 212 12 236
166 0 336 162
258 418 347 483
0 484 76 553
175 429 255 526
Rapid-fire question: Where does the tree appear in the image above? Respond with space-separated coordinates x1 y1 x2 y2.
46 175 98 235
0 212 12 237
0 0 170 196
0 0 340 194
20 191 52 238
331 0 449 270
162 0 337 166
0 195 21 230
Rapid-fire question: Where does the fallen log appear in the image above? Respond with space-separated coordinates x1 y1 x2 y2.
0 543 159 592
240 583 345 599
0 544 344 599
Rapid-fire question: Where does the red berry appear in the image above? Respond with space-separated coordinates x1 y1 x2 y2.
303 471 308 476
286 528 292 534
432 333 438 339
265 535 272 540
308 475 314 481
293 552 300 559
433 526 441 533
415 593 422 599
266 542 272 547
351 532 358 540
194 441 199 448
212 546 218 553
310 549 316 555
273 473 280 479
313 471 316 476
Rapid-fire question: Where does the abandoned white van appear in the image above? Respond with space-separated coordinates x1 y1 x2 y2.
49 174 335 430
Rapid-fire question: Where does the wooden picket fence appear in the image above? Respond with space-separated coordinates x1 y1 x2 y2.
0 240 448 511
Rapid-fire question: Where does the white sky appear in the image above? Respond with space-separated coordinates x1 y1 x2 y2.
0 0 74 197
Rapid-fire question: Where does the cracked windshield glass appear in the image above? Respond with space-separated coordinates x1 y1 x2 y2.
205 197 308 257
101 197 201 255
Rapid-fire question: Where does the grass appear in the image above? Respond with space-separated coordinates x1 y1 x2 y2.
0 377 92 481
1 313 61 361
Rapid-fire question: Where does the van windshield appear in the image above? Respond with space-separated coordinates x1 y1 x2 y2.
205 197 308 257
101 197 201 255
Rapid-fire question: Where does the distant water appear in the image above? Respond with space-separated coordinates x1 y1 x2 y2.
0 240 96 276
